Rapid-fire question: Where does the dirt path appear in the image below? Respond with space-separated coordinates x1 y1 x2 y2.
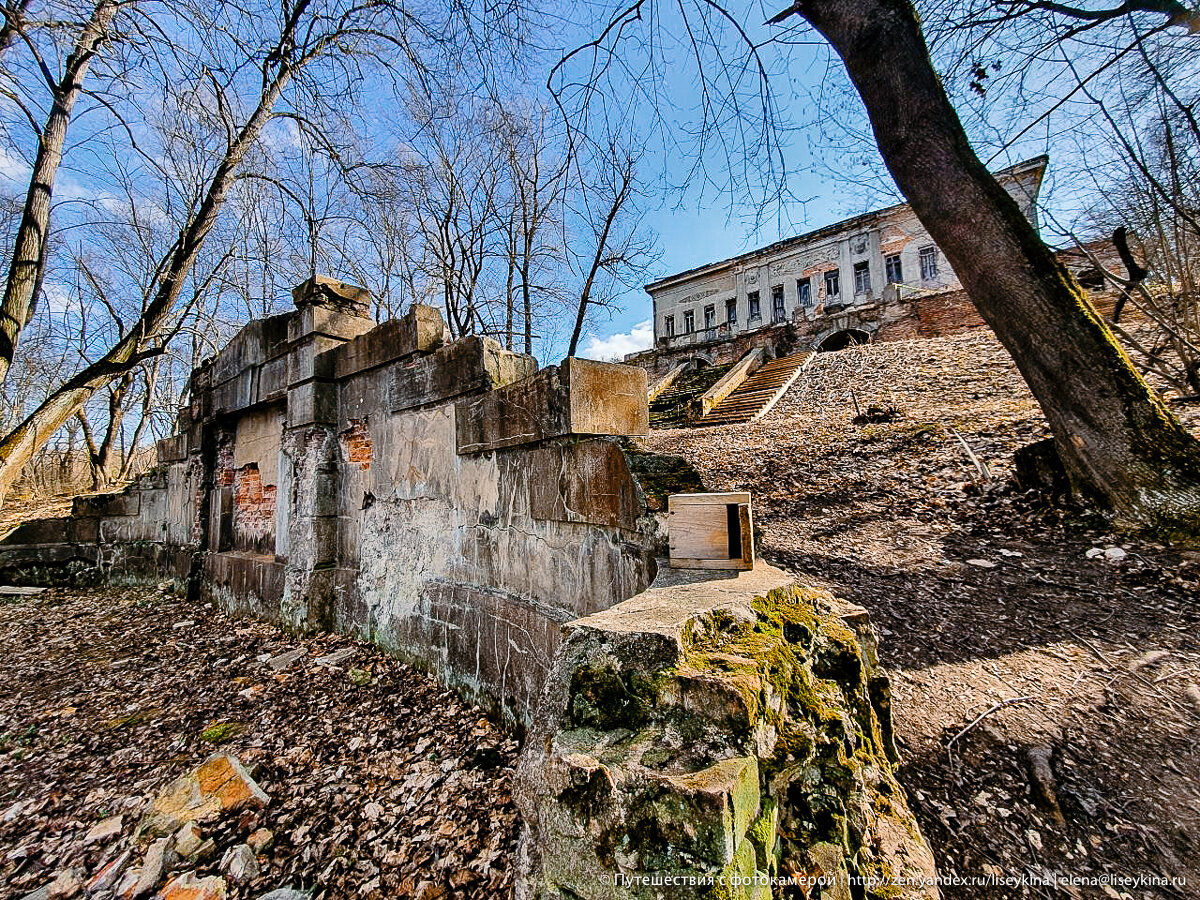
0 587 519 900
648 332 1200 899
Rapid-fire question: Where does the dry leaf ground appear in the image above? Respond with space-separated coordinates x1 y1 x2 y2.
0 588 519 899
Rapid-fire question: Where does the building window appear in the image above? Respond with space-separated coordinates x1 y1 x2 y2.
824 269 840 300
703 304 715 336
664 314 675 337
748 291 761 320
683 309 695 333
772 285 785 322
853 261 871 295
797 277 812 306
885 254 903 284
919 245 939 282
726 297 737 325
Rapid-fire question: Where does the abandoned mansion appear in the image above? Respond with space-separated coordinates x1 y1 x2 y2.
628 156 1050 376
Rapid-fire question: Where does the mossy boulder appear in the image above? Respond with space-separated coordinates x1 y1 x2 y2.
514 562 938 900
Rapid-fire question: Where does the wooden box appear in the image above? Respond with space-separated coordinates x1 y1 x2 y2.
667 492 754 570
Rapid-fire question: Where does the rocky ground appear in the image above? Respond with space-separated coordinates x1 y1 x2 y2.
0 587 519 900
646 331 1200 900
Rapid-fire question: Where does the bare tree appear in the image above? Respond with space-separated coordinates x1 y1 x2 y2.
0 0 460 503
566 139 655 358
0 0 123 385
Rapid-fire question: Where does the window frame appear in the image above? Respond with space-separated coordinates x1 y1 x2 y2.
725 297 737 325
824 269 840 300
919 245 939 282
748 290 761 320
885 253 903 284
853 261 871 296
797 277 811 307
664 314 675 337
683 309 695 333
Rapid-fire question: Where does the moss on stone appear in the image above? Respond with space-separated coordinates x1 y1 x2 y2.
198 721 245 743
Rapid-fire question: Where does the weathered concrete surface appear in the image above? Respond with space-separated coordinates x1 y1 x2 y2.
514 561 939 900
0 284 658 724
456 358 649 455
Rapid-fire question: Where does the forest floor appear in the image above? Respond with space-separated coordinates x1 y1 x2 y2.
647 330 1200 900
0 587 519 900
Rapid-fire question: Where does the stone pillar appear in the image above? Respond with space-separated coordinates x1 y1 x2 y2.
280 276 374 631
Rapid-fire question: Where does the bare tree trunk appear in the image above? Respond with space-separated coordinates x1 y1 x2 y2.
794 0 1200 535
0 0 120 385
0 47 294 504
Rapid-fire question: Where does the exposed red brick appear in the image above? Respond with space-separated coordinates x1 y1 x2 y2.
340 419 372 470
234 464 276 543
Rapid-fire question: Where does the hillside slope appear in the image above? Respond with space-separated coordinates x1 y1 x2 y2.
647 331 1200 898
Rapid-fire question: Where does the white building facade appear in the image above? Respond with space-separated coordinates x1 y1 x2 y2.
644 158 1048 350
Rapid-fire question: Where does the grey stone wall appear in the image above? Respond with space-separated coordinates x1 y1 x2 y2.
0 276 655 724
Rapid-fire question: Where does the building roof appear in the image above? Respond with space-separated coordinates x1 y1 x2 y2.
643 155 1049 294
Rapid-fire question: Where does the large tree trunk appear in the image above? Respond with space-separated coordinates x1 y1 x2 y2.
0 0 119 385
796 0 1200 537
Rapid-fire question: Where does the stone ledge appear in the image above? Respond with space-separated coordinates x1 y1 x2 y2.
329 304 446 380
455 358 648 455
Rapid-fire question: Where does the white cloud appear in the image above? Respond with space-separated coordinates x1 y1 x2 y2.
580 319 654 361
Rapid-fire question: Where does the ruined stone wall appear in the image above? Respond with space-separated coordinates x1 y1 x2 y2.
0 277 656 723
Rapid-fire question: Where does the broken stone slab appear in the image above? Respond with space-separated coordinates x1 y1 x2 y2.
455 357 648 455
264 648 306 671
87 849 133 893
219 844 259 884
155 873 227 900
0 585 46 596
84 814 123 844
139 753 269 839
46 868 83 899
312 647 354 668
173 823 201 859
132 837 175 897
256 890 311 900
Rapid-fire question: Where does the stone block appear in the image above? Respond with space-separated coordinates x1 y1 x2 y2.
286 335 344 385
157 434 189 464
287 380 338 427
455 357 647 455
331 304 446 379
288 296 374 342
257 356 288 403
3 517 73 545
291 274 372 316
389 336 534 413
512 439 642 530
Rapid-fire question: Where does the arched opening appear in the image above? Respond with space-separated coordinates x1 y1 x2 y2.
816 329 872 352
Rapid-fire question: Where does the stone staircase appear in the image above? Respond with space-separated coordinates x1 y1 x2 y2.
698 352 812 426
648 363 733 428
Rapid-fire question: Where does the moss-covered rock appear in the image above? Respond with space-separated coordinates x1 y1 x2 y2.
514 563 938 900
